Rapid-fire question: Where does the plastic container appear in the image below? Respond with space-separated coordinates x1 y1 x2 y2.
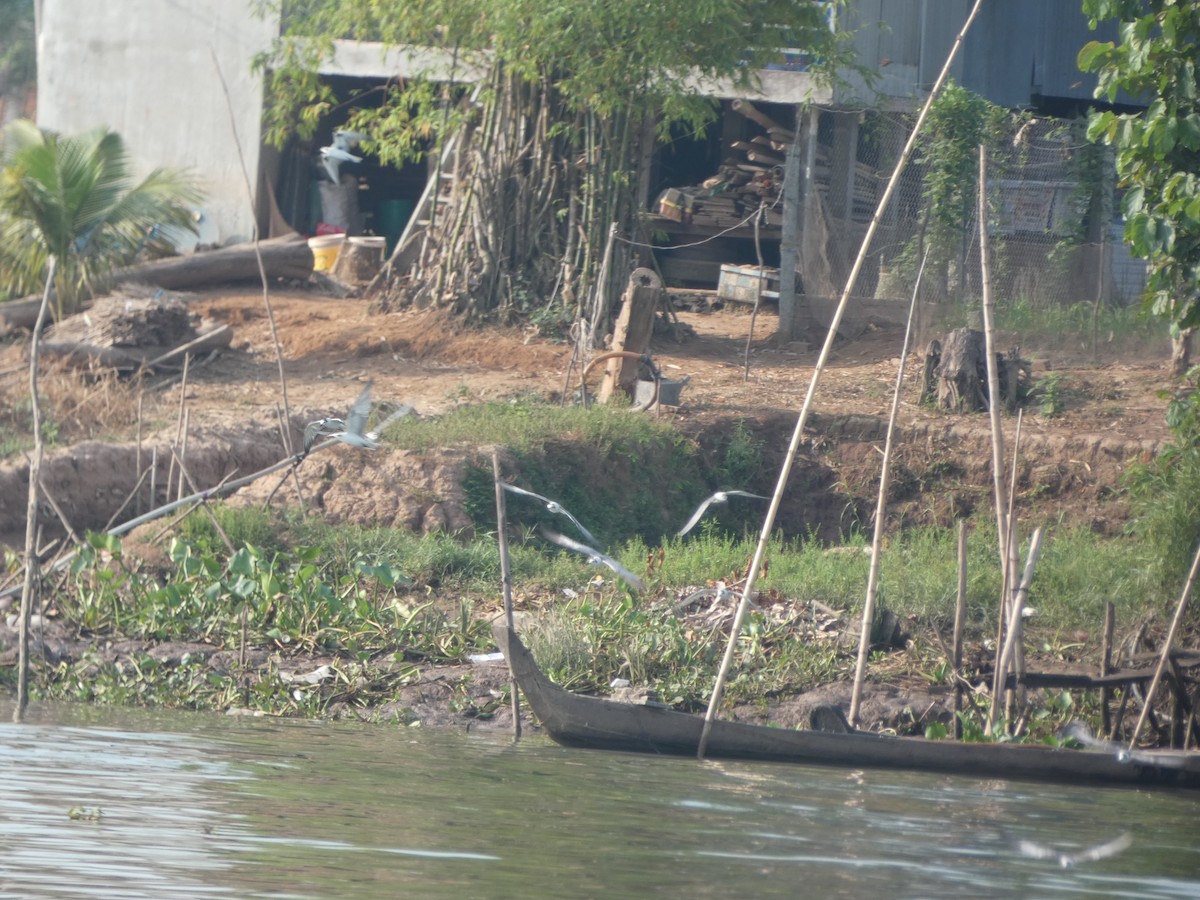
377 199 416 254
308 234 345 273
347 235 387 263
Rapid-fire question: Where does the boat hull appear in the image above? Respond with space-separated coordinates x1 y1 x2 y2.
494 622 1200 791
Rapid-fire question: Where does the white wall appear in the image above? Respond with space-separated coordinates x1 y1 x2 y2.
37 0 278 245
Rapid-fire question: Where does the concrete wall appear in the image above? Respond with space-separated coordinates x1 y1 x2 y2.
37 0 278 245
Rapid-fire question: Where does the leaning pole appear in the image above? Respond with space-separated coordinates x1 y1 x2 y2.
697 0 989 759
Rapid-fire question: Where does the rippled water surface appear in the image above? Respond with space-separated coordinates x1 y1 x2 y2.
1 701 1198 898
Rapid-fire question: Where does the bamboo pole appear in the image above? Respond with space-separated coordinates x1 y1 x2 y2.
1129 539 1200 748
849 248 929 725
977 143 1018 733
743 202 767 381
697 0 988 759
953 520 968 739
1101 601 1115 738
135 390 144 516
177 406 191 503
492 451 521 738
990 527 1044 731
15 258 56 723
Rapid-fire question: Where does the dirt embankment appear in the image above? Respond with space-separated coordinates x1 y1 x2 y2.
0 285 1179 731
0 285 1172 546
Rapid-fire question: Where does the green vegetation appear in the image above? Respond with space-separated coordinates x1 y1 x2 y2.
255 0 854 318
1079 1 1200 335
7 495 1176 739
0 122 200 317
1124 366 1200 589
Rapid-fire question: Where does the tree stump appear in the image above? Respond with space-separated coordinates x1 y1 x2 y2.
333 237 386 284
921 328 1030 413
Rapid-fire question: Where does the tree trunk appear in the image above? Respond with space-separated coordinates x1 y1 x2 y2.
113 235 313 291
1171 327 1195 378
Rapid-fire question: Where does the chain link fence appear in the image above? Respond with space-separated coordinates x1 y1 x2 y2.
797 108 1154 355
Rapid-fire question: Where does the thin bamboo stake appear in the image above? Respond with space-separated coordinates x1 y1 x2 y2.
990 527 1044 731
211 48 295 455
171 446 234 554
1128 539 1200 748
177 406 191 503
953 520 968 739
103 467 151 533
978 143 1016 733
743 202 767 381
1003 410 1025 722
492 451 521 738
849 247 929 725
135 390 144 516
149 445 158 516
697 0 987 759
35 474 81 548
1101 601 1115 738
167 353 190 503
16 257 56 722
978 144 1009 569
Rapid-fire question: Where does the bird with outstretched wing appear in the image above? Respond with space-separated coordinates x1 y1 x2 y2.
540 528 645 592
503 483 600 547
677 490 768 537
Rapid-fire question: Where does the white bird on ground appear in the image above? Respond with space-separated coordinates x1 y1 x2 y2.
540 528 645 592
1017 833 1132 868
676 490 768 537
319 145 363 183
502 483 601 547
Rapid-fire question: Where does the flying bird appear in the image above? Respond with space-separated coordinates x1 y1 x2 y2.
1059 721 1190 769
319 145 363 183
304 382 377 452
1017 833 1132 869
332 129 368 152
502 483 600 547
676 490 768 537
540 528 645 592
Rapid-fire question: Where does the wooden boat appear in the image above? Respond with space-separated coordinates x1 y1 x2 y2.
493 622 1200 791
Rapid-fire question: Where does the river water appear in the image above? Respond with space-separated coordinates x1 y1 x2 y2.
1 701 1197 898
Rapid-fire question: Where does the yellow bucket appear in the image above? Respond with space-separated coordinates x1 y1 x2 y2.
308 234 345 273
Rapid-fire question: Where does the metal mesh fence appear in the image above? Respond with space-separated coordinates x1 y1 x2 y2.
797 108 1150 348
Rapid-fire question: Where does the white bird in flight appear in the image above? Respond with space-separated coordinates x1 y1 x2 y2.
677 490 768 537
1017 833 1132 869
332 130 368 152
319 145 363 183
502 483 600 548
302 383 414 454
540 528 645 592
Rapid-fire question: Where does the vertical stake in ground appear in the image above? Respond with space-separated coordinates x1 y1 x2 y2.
697 0 988 759
16 257 56 723
492 452 521 738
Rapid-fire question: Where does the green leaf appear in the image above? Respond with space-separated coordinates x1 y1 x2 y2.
229 547 255 577
1122 184 1145 218
1076 40 1112 72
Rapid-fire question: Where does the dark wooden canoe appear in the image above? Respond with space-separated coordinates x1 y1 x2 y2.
493 622 1200 791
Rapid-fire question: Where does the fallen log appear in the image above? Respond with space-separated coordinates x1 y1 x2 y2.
113 234 313 291
1 236 314 333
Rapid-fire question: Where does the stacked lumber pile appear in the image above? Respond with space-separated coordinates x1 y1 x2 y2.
653 100 793 231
